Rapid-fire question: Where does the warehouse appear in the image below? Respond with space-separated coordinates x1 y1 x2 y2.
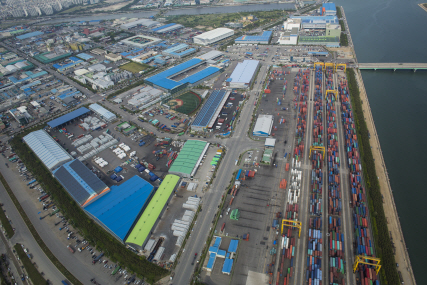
235 31 272 45
53 57 83 72
120 18 159 30
23 130 73 171
89 103 117 122
85 175 155 242
53 159 110 207
291 15 339 29
162 43 196 58
193 28 234 46
126 174 180 250
191 90 230 132
227 60 259 89
47 107 90 128
128 86 163 108
198 50 223 61
16 31 44 40
169 140 209 178
278 28 299 45
151 23 183 34
283 18 301 31
145 58 221 93
321 3 337 16
121 35 162 48
253 115 274 137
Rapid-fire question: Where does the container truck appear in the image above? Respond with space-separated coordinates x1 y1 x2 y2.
67 245 75 253
93 252 104 264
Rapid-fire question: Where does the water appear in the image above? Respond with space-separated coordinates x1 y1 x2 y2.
44 3 295 24
334 0 427 282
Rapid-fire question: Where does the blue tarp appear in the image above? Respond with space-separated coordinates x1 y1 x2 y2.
47 107 90 128
114 166 123 173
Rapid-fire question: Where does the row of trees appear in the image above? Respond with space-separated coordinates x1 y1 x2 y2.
347 69 401 285
11 127 168 284
340 33 348 46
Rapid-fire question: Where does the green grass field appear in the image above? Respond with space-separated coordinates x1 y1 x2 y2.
119 62 150 73
167 92 202 115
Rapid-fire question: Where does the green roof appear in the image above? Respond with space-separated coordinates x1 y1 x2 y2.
125 174 180 247
169 140 208 176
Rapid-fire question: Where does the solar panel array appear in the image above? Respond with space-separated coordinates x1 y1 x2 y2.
192 90 227 127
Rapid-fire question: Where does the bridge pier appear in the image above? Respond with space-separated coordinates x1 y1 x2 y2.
414 69 417 72
393 69 396 72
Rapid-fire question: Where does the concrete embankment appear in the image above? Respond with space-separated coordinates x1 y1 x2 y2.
340 6 416 285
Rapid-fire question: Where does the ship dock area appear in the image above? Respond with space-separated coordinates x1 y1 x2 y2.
339 7 417 285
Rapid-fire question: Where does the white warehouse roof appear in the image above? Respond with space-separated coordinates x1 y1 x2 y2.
193 28 234 45
23 130 73 171
198 50 223 61
229 60 259 84
253 115 273 137
89 103 117 122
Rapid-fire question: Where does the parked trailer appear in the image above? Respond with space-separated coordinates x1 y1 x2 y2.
111 266 121 275
93 252 104 264
67 245 75 253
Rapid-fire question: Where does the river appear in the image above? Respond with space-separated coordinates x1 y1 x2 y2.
334 0 427 282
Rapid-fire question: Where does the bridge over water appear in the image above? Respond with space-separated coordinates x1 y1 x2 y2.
358 63 427 71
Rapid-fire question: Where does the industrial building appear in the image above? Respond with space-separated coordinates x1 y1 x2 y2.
198 50 223 61
191 90 230 131
234 31 272 45
291 15 339 29
89 103 117 122
253 115 274 137
128 86 163 109
121 35 162 48
325 23 342 37
53 56 83 72
321 3 337 16
169 140 209 178
283 18 301 31
16 31 44 40
145 58 222 94
47 107 90 129
278 28 299 45
193 28 234 46
226 60 259 88
126 174 180 250
120 18 159 30
298 36 340 47
53 159 110 207
23 130 73 171
85 175 155 242
105 53 122 62
162 43 196 58
151 23 183 34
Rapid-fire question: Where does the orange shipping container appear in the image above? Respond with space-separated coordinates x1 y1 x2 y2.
285 163 290 171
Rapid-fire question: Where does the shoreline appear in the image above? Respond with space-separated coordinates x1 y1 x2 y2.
341 6 417 285
418 3 427 13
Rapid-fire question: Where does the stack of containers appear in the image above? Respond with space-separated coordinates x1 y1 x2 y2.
279 227 296 285
306 217 323 285
325 67 346 284
338 74 379 285
293 69 309 161
310 65 323 216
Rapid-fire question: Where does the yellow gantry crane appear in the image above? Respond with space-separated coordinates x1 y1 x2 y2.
281 219 302 238
313 62 324 70
335 63 347 73
353 255 382 274
324 62 335 71
309 146 325 159
325 89 338 100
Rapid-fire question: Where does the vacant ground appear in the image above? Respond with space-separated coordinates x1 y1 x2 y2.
119 62 150 73
93 1 132 12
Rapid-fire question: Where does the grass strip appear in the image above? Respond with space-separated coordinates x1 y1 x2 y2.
0 173 82 285
0 203 14 238
347 68 400 285
14 244 47 285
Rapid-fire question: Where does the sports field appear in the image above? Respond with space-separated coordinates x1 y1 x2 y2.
167 91 201 115
119 62 150 73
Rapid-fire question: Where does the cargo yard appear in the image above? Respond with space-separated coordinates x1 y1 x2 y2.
0 2 415 285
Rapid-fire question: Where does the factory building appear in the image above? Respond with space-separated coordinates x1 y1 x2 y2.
191 90 230 132
278 27 299 45
126 174 180 250
120 18 159 30
321 3 337 16
235 31 272 45
198 50 223 61
253 115 274 137
89 103 117 122
226 60 259 89
193 28 234 46
298 36 340 47
169 141 209 178
121 35 162 48
53 159 110 207
162 43 197 58
283 18 301 31
151 23 183 34
47 107 91 129
291 16 339 29
128 86 163 109
326 23 342 38
85 175 155 242
23 130 73 171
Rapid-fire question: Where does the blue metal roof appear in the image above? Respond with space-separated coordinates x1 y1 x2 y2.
235 31 272 43
222 258 233 274
85 175 155 241
207 253 216 269
151 23 176 32
228 239 238 253
322 3 336 12
145 58 203 90
16 31 44 40
229 60 259 84
308 51 329 56
292 15 338 24
76 53 94 61
192 90 227 128
178 66 220 85
47 107 90 128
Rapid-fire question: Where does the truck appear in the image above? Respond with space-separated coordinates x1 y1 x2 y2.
27 253 32 259
93 252 104 264
111 266 120 275
139 141 146 146
67 245 75 254
78 244 88 252
27 179 37 185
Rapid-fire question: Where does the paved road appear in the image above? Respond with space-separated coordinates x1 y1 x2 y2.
171 66 268 285
0 152 113 285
